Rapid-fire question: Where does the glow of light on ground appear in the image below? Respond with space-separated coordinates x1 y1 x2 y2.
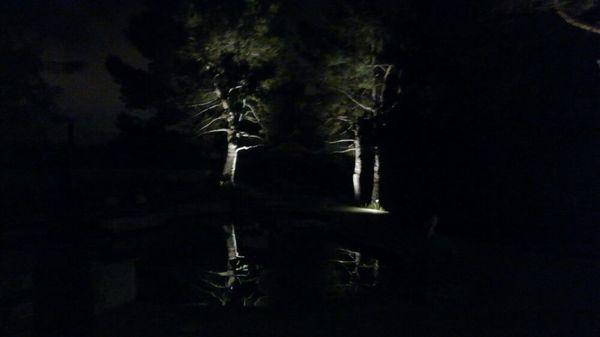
331 206 389 214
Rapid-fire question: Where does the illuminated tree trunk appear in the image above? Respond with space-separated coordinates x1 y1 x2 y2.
221 132 240 291
221 138 238 185
222 141 240 292
223 224 240 261
370 146 381 206
222 223 240 292
353 136 362 202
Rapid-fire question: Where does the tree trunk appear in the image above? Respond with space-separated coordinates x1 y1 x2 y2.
370 146 381 206
221 132 242 292
353 136 362 203
223 223 240 291
221 140 238 185
223 224 240 261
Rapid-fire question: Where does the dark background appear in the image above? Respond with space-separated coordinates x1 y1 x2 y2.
1 0 598 248
1 2 598 337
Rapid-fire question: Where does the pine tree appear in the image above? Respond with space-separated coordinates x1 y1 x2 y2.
107 0 282 185
319 2 403 206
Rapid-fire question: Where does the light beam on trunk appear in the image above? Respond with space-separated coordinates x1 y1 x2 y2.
222 140 238 185
353 136 362 202
371 146 381 206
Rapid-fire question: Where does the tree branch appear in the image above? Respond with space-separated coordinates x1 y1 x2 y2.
326 116 353 124
189 98 219 107
228 85 244 94
333 87 375 113
242 112 260 124
238 132 263 140
333 148 357 154
243 99 262 125
191 104 222 118
371 64 392 71
198 128 230 136
379 65 394 105
197 115 227 132
555 1 600 34
236 144 263 152
328 139 355 144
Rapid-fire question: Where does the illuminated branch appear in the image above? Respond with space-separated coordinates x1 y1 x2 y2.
228 85 244 94
379 65 394 105
243 99 261 124
343 123 356 133
242 112 260 124
238 132 263 140
197 115 227 132
554 1 600 34
189 98 219 107
371 63 392 71
207 270 235 277
326 116 353 124
328 139 355 144
334 87 376 113
330 260 359 265
236 144 263 152
198 128 230 136
333 148 357 154
338 248 360 256
191 104 221 118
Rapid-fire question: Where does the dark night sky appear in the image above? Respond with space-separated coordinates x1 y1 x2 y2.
7 0 147 143
6 0 598 147
44 1 148 143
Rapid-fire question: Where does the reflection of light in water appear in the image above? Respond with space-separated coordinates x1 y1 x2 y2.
332 206 389 214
